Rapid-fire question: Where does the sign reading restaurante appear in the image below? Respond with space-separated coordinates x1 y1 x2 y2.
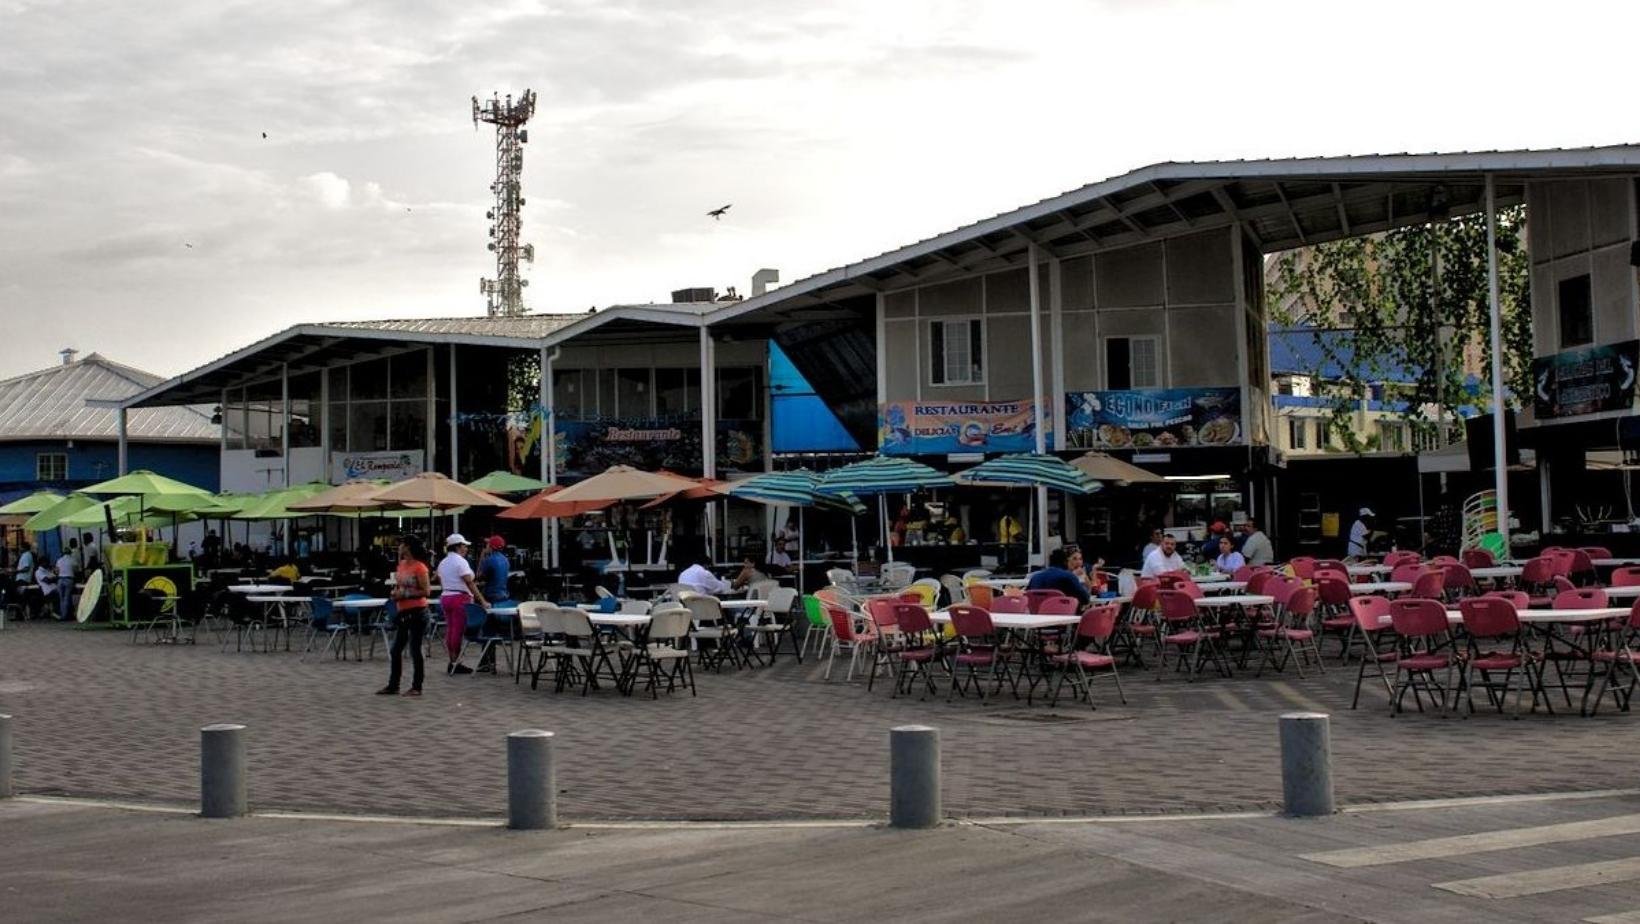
879 400 1048 455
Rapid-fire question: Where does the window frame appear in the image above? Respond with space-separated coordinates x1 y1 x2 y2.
928 316 985 387
1287 416 1307 450
36 451 67 481
1102 335 1163 390
1557 273 1594 349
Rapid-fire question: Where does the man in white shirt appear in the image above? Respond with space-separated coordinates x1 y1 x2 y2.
54 540 77 620
1141 534 1187 577
1347 508 1375 558
678 559 732 595
1239 518 1274 565
766 538 793 572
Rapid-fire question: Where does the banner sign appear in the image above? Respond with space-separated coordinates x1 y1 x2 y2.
331 450 424 483
878 400 1048 455
1531 339 1638 419
1065 388 1241 449
555 417 761 478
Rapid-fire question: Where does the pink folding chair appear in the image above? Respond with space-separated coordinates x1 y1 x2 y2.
1441 563 1478 600
1157 589 1228 680
1520 556 1558 606
1390 563 1427 584
1346 596 1396 708
1314 559 1347 576
1122 583 1161 666
1483 590 1531 611
1580 545 1614 561
1317 578 1356 654
990 594 1029 614
1410 570 1445 600
1024 589 1065 614
1457 596 1546 716
1256 585 1323 678
1611 566 1640 587
1313 567 1349 586
966 583 995 610
1049 604 1125 710
1384 550 1421 569
878 603 939 698
1289 557 1317 580
1387 598 1456 715
1461 547 1496 569
1583 600 1640 715
823 605 869 682
1034 594 1080 616
946 605 1014 701
1429 555 1460 567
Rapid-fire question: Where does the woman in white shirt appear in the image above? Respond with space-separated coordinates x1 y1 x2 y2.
436 534 489 675
1214 536 1246 574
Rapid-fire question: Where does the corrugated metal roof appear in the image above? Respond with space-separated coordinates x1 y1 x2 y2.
321 314 584 338
0 354 217 442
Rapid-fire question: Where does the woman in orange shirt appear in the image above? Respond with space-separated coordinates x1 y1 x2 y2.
379 536 431 697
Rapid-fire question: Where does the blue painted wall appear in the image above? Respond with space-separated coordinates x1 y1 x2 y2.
0 440 219 501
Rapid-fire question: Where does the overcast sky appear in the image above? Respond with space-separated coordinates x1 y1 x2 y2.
2 0 1634 380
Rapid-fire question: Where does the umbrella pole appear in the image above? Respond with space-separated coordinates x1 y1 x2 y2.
880 494 891 562
797 506 805 595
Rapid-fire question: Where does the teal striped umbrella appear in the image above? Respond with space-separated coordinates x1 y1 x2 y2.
956 453 1103 495
815 456 954 496
729 470 866 515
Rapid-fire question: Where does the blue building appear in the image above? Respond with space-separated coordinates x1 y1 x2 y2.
0 350 219 515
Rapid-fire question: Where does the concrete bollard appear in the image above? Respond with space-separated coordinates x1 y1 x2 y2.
1279 712 1335 817
200 723 247 818
507 730 557 830
890 725 941 828
0 714 12 799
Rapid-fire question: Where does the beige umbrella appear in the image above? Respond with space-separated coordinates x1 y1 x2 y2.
1070 451 1165 486
374 472 513 511
286 480 395 513
549 465 702 504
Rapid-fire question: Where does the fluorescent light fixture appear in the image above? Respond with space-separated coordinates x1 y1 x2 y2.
1163 474 1232 482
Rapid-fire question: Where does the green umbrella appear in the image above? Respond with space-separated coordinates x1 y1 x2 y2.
0 491 66 516
955 453 1103 495
234 482 331 521
468 470 550 494
23 493 99 532
79 470 213 498
727 469 866 589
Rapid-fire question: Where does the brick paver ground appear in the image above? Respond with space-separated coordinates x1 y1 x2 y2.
2 620 1635 820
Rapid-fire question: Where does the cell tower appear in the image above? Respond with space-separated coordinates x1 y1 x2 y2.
472 89 537 317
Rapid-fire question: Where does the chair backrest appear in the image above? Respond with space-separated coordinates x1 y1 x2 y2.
1461 547 1496 568
947 604 995 639
1157 589 1196 623
1546 549 1575 577
1035 594 1080 616
989 594 1029 614
1390 563 1426 584
1176 579 1204 600
1521 556 1556 584
1555 587 1608 609
1483 590 1531 611
865 597 900 630
1580 545 1614 560
1075 603 1120 645
826 568 856 588
535 606 565 636
1348 595 1391 632
618 598 653 615
1268 576 1299 607
1410 570 1445 600
1024 588 1064 613
680 592 725 626
1552 574 1577 596
1231 565 1256 582
749 578 780 601
1289 557 1316 579
1459 596 1520 639
827 605 858 642
1441 563 1476 592
1429 555 1460 567
893 602 934 636
1246 571 1276 595
515 600 549 633
1625 599 1640 631
1285 586 1318 619
801 594 828 628
1389 597 1449 639
1314 559 1346 575
1384 550 1421 569
880 561 916 588
766 586 799 615
900 581 939 608
464 601 487 627
594 585 616 600
1317 577 1352 607
1130 583 1159 611
939 574 968 605
647 606 692 643
558 608 595 641
966 583 995 609
814 586 846 609
1612 566 1640 587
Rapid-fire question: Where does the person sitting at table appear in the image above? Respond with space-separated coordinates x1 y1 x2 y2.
1239 518 1274 565
1141 528 1165 564
1214 535 1245 574
1199 521 1230 560
1026 548 1091 607
679 557 734 595
1141 534 1187 577
1066 546 1105 594
34 559 58 619
766 537 793 573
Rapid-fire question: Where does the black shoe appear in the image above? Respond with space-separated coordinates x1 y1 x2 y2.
452 663 474 675
476 663 495 674
375 686 398 695
446 663 456 675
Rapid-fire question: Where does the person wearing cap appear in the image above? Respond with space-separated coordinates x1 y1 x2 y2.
471 536 512 673
1347 507 1375 558
437 533 490 675
1199 521 1229 560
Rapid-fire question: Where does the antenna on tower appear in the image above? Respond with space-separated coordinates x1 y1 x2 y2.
472 89 537 318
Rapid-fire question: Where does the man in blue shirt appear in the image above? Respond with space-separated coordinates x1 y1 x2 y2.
474 537 511 673
1025 548 1091 607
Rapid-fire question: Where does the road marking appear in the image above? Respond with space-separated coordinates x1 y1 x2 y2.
1433 857 1640 899
1209 689 1249 712
1585 912 1640 923
1270 681 1328 713
1303 813 1640 867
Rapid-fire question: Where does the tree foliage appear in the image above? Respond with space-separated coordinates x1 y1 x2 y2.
1266 206 1531 452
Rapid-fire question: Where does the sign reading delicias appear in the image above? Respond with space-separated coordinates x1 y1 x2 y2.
878 400 1048 455
1532 340 1638 419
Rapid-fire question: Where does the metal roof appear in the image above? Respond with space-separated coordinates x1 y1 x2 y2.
708 144 1640 324
324 314 582 339
0 354 216 442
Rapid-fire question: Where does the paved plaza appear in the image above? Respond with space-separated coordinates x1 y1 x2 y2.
7 792 1640 921
1 620 1638 821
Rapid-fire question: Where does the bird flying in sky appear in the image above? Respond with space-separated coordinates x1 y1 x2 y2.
707 204 731 220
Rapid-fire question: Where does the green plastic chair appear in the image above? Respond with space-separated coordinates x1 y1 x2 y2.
801 594 830 659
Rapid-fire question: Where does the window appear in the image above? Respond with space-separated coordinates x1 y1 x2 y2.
36 452 67 481
1287 417 1307 450
553 369 584 417
1314 419 1329 449
654 368 697 416
1379 420 1407 453
1105 336 1160 390
1558 274 1593 348
718 367 761 419
930 318 984 385
616 369 650 417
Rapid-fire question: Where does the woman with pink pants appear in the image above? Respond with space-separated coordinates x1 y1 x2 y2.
435 533 489 675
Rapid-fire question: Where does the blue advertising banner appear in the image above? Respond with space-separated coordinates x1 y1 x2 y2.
1065 388 1241 450
878 399 1049 455
554 416 761 478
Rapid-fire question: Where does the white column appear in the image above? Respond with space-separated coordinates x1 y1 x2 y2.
539 346 553 567
699 327 717 479
280 363 290 487
1027 242 1049 562
1485 175 1510 547
116 407 129 475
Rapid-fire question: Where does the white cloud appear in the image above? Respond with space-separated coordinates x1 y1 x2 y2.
304 171 352 209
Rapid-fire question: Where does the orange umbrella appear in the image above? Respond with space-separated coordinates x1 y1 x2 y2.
498 485 614 520
638 473 731 509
